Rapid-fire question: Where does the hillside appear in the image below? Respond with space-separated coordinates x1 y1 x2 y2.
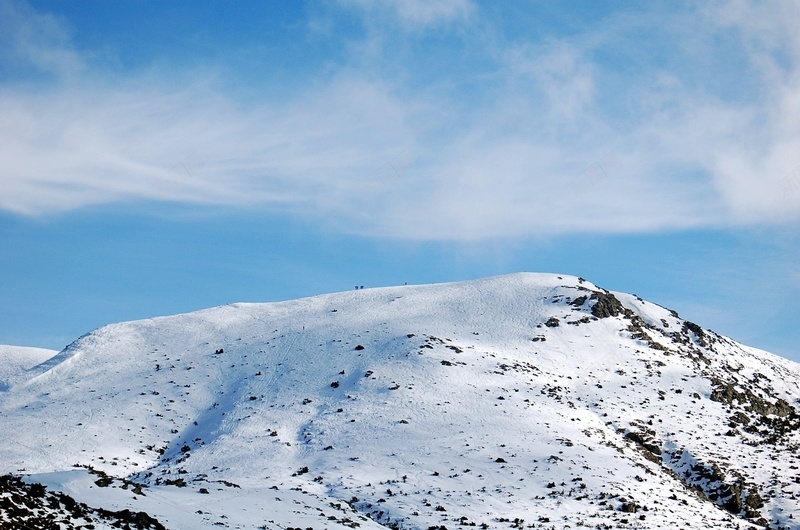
1 273 798 529
0 345 57 390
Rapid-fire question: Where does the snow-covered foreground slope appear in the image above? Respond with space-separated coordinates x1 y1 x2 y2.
1 273 799 529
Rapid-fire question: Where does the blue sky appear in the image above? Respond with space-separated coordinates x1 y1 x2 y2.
1 0 799 361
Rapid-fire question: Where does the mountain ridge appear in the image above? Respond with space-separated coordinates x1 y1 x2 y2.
1 272 798 529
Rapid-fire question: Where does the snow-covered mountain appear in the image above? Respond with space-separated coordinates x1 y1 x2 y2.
0 345 58 390
1 273 799 529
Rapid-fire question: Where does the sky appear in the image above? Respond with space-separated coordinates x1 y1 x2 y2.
1 0 798 361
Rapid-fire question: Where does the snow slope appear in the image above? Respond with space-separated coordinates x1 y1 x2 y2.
1 273 799 529
0 344 57 391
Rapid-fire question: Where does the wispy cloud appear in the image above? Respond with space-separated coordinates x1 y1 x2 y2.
696 0 800 224
0 0 85 79
0 76 425 214
338 0 475 28
0 0 798 239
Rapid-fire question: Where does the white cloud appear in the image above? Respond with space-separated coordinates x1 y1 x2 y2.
503 44 596 123
694 0 800 223
339 0 475 28
0 77 426 215
1 0 799 239
0 0 85 79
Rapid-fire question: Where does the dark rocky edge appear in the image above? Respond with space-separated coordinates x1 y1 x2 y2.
0 474 166 530
553 284 800 527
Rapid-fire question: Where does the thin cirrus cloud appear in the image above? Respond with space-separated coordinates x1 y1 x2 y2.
0 0 85 80
0 0 799 239
338 0 475 27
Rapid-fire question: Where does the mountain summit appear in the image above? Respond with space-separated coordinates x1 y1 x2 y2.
1 273 798 529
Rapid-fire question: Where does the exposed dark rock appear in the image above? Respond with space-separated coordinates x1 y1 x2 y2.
589 292 625 318
570 296 588 308
671 455 767 522
0 474 166 530
709 377 800 443
625 429 661 459
682 321 708 347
